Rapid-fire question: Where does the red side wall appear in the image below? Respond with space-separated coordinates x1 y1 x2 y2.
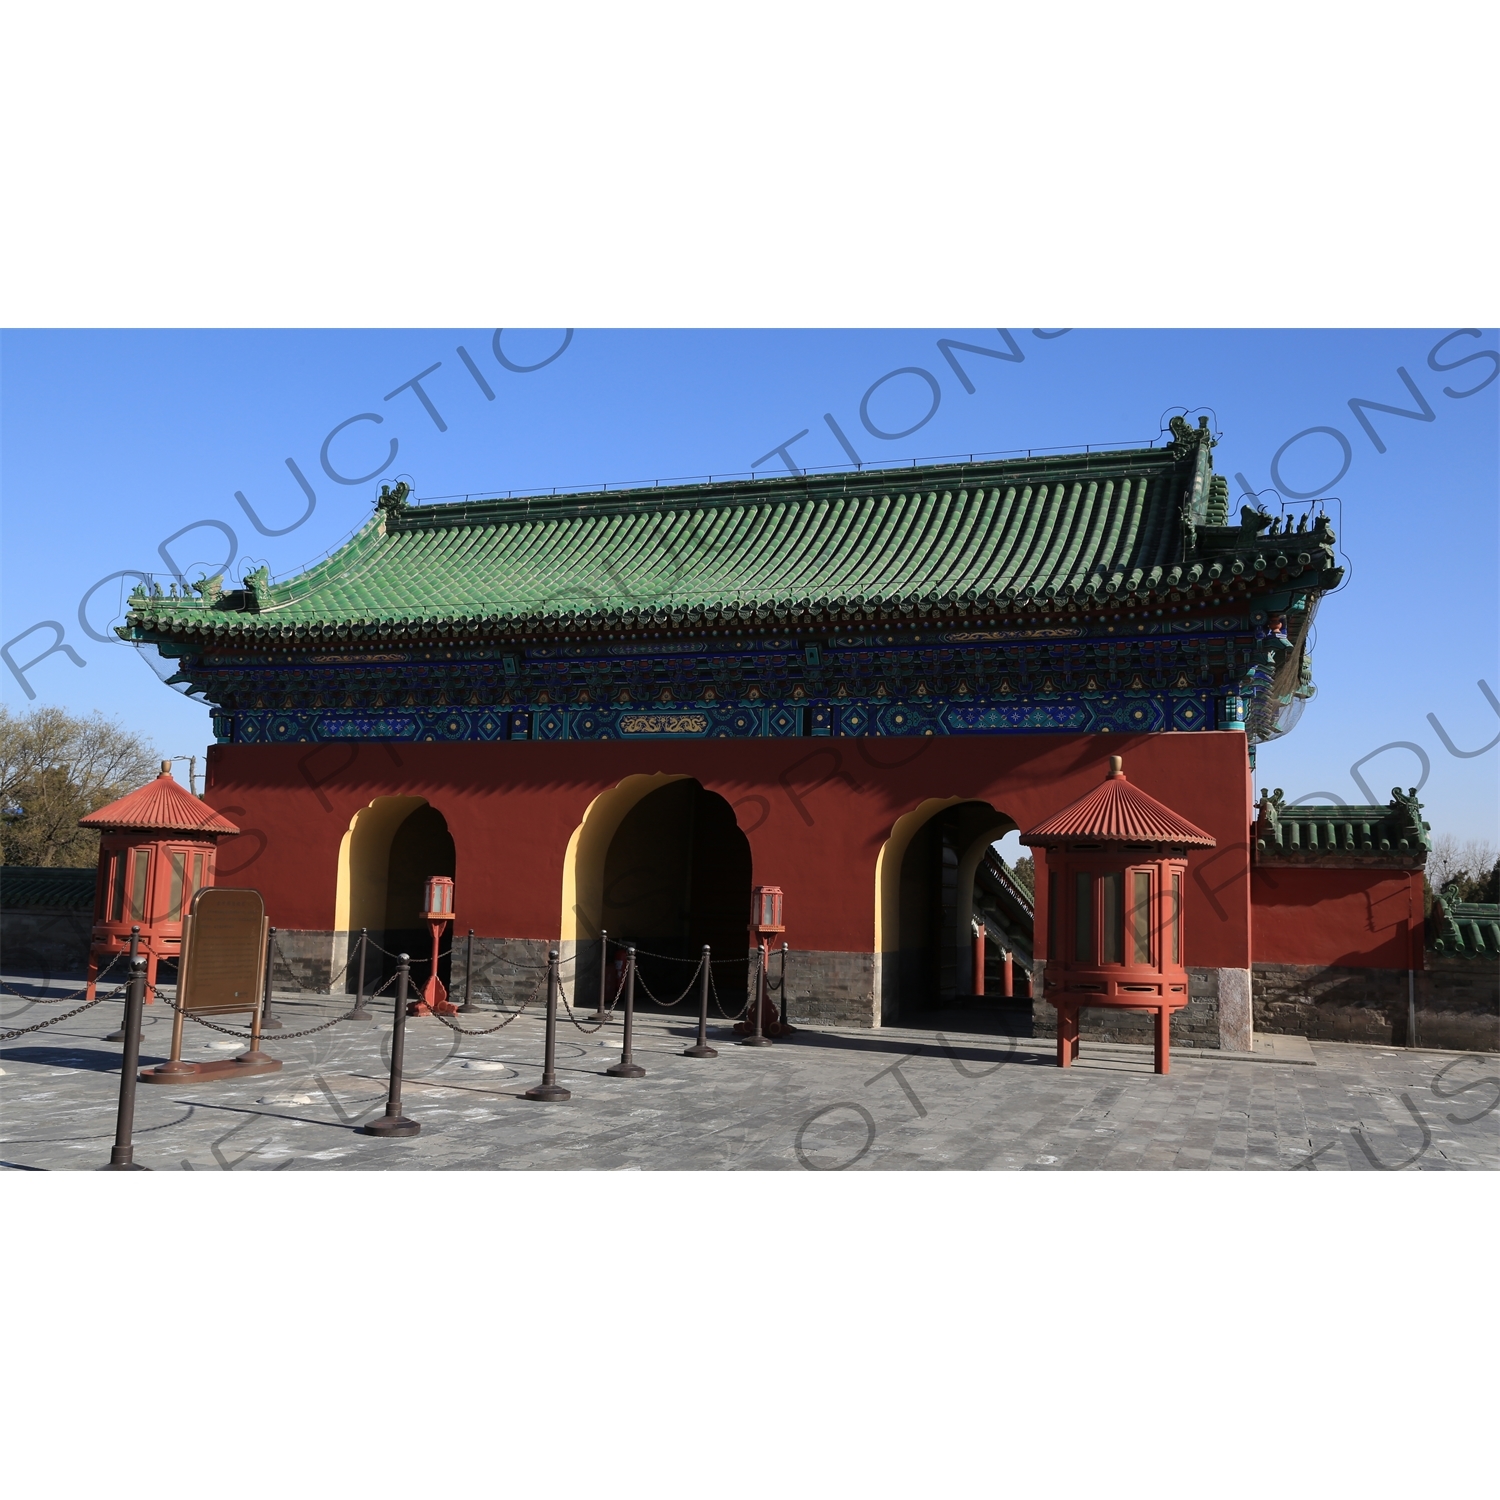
203 731 1255 966
1250 866 1425 969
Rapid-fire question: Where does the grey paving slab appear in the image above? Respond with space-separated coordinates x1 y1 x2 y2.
2 978 1497 1172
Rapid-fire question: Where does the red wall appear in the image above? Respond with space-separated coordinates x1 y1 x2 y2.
204 731 1255 967
1250 866 1424 969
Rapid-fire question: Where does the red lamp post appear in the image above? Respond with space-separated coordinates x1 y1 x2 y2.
736 884 790 1042
409 875 457 1017
1022 755 1215 1075
79 762 241 1004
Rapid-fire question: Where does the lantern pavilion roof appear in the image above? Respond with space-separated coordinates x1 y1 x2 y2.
79 766 241 836
1022 756 1215 847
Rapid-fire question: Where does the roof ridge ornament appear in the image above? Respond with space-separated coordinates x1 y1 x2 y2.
241 564 270 612
192 572 224 605
377 481 412 520
1168 413 1218 451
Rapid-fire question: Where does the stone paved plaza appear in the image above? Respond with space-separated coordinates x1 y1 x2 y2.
2 977 1496 1171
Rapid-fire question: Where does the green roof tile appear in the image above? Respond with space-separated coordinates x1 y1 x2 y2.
123 424 1343 645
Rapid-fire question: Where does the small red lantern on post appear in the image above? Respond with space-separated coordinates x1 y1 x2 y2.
1022 756 1215 1075
409 874 457 1017
737 884 790 1042
752 885 784 941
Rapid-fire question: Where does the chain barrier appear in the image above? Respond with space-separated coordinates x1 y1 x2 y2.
709 955 750 1022
1 986 127 1041
478 950 576 973
364 937 453 969
270 935 358 998
146 974 397 1041
626 944 754 971
560 961 629 1034
429 968 547 1036
632 951 706 1009
0 950 125 1005
366 936 579 969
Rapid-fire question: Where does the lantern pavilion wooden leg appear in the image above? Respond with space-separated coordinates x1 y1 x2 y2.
1155 1006 1169 1075
1058 1006 1075 1068
85 951 98 1002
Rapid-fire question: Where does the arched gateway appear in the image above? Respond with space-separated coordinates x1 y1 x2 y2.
561 774 751 1005
117 425 1420 1047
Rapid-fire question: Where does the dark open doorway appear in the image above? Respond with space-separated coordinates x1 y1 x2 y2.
896 800 1034 1033
380 803 456 994
601 779 751 1012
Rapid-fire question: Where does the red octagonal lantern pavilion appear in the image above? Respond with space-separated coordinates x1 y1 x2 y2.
1022 755 1215 1075
80 762 242 1001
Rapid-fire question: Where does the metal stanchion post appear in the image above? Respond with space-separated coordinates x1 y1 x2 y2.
106 925 142 1042
103 949 149 1169
683 945 717 1058
363 955 420 1136
458 928 478 1012
591 928 609 1024
526 949 572 1100
779 941 792 1035
260 924 282 1029
607 944 645 1077
345 929 371 1022
742 943 771 1046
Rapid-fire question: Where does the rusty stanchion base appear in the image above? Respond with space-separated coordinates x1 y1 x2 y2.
525 1081 573 1100
105 1024 136 1042
139 1055 282 1085
682 1042 718 1058
101 1160 148 1170
605 1058 645 1077
361 1113 421 1136
259 1014 284 1030
341 1007 374 1024
738 1035 773 1047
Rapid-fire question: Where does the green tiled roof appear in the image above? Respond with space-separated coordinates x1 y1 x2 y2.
0 865 96 910
1253 787 1431 867
123 422 1343 644
1429 895 1500 956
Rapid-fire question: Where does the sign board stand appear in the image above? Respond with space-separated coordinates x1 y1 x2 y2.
140 888 282 1085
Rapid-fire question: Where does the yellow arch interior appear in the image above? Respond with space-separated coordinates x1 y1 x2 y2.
335 795 429 933
874 796 969 955
559 772 691 945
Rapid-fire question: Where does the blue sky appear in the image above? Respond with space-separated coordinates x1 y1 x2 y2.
2 328 1495 839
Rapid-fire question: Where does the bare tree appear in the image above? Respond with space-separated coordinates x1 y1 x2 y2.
0 706 160 868
1426 831 1499 905
1427 832 1465 890
1429 832 1497 887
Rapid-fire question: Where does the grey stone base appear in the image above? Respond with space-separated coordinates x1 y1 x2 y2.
272 928 338 993
460 938 557 1009
1217 966 1253 1051
1 908 92 977
1029 965 1223 1049
783 950 877 1028
1254 962 1499 1052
